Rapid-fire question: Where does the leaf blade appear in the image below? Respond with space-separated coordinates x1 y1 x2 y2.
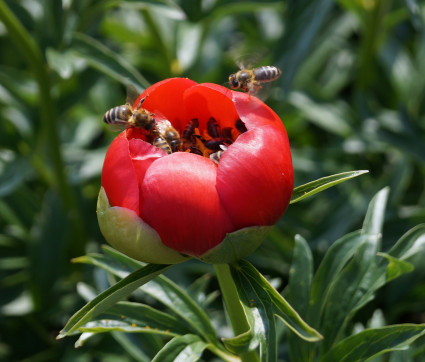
57 263 170 338
290 170 369 204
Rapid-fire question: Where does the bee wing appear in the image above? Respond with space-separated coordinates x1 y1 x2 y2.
125 83 146 109
106 120 129 132
126 84 139 105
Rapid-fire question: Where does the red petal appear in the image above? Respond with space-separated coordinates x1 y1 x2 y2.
101 132 139 214
139 152 233 256
232 91 286 132
134 78 198 132
183 84 240 132
216 125 293 229
127 137 166 215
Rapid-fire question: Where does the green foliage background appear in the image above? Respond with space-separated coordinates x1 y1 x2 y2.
0 0 424 360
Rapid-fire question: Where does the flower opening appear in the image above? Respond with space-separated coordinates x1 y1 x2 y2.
99 78 293 263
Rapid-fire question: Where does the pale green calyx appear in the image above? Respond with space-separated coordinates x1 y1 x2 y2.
97 187 190 264
198 225 272 264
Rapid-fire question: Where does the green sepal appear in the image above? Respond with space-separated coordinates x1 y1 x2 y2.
198 226 271 264
97 187 189 264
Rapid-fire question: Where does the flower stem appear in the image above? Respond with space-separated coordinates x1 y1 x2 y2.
214 264 259 362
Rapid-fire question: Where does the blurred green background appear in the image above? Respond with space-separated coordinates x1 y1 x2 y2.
0 0 424 360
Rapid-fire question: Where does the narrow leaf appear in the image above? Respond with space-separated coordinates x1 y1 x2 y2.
71 32 150 89
78 301 191 336
309 231 367 327
57 263 170 338
231 262 277 361
286 234 313 317
76 248 218 345
234 260 322 342
321 324 425 362
152 334 208 362
290 170 369 204
362 187 389 237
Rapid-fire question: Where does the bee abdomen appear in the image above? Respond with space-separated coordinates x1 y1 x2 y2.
253 66 281 82
152 134 172 154
103 105 129 124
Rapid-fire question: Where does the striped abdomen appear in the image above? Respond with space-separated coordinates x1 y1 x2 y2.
253 66 281 82
103 105 131 125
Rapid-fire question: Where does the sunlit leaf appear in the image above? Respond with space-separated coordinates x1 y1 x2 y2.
75 247 219 345
152 334 208 362
233 260 322 342
57 263 171 338
231 262 276 361
321 324 425 362
290 170 369 204
376 252 414 282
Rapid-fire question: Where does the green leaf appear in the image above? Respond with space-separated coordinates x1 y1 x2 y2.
290 170 369 204
57 263 170 338
320 188 390 351
387 223 425 261
230 261 277 361
152 334 208 362
75 247 218 345
234 260 322 342
0 156 33 197
308 231 367 327
71 32 150 90
286 235 314 362
321 324 425 362
78 301 191 336
376 253 414 282
286 234 313 317
361 187 389 237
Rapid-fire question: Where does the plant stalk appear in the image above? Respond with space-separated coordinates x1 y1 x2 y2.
214 264 259 362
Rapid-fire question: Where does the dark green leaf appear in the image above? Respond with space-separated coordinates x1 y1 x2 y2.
78 301 191 336
321 324 425 362
57 263 171 338
71 32 150 90
231 261 276 361
308 231 367 327
286 235 314 362
76 247 218 345
286 234 313 317
290 170 369 204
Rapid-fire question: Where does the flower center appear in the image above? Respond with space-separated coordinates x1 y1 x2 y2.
178 117 247 163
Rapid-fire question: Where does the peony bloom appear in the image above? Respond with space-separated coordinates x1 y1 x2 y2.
98 78 293 264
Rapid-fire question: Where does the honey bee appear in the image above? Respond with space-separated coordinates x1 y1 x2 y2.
210 145 228 164
183 118 199 141
207 117 221 138
153 120 182 153
103 96 155 131
103 86 181 154
150 129 172 154
235 119 247 133
229 66 281 95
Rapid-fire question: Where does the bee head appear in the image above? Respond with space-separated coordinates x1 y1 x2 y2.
229 74 239 89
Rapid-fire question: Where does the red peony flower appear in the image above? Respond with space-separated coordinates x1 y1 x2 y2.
97 78 293 264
